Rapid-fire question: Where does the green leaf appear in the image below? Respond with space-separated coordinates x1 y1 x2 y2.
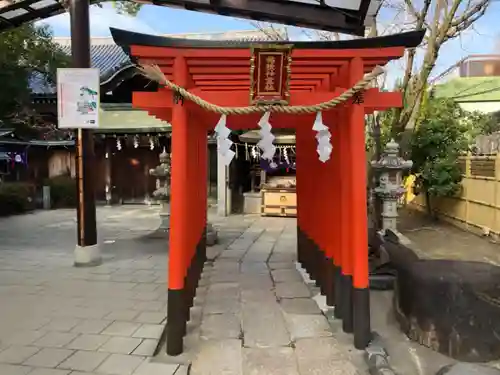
0 24 69 134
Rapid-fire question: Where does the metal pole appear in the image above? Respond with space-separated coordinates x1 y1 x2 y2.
70 0 100 266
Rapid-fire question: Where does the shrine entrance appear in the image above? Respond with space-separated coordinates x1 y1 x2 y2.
110 28 424 356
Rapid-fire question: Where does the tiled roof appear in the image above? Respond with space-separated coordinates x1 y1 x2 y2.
30 37 131 95
30 28 286 96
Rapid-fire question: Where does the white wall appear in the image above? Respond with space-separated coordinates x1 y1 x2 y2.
458 101 500 114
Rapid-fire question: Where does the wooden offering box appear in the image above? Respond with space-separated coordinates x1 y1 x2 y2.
261 175 297 217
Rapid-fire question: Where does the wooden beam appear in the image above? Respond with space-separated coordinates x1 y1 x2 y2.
170 0 364 35
192 73 330 80
194 79 322 86
134 88 402 113
187 66 373 75
292 59 388 66
131 46 404 60
187 88 401 108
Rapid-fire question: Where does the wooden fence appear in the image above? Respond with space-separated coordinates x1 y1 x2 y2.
410 154 500 239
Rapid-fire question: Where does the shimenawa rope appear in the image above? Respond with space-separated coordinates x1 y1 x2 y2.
138 64 384 115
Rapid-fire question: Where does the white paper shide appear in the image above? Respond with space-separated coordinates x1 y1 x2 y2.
313 112 332 163
57 68 100 129
257 111 276 160
214 115 235 166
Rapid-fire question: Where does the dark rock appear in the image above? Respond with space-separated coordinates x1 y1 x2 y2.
206 223 218 246
364 333 396 375
394 259 500 362
383 230 419 269
436 363 500 375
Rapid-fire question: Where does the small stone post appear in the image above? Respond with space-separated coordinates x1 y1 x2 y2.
371 139 412 232
149 149 171 231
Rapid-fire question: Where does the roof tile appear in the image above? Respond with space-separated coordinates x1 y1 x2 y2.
30 28 286 96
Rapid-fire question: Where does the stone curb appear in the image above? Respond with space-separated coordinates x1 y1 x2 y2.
365 333 398 375
295 262 399 375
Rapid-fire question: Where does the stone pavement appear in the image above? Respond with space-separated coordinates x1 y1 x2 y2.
0 206 367 375
169 216 367 375
399 209 500 266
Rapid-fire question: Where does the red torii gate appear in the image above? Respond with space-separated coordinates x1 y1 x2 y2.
111 28 424 356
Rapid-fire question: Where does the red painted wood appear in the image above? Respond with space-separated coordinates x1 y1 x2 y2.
348 57 369 289
131 45 405 60
168 56 190 291
192 73 329 80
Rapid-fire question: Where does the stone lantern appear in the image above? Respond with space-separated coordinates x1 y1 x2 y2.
371 139 413 232
149 148 171 230
149 148 218 245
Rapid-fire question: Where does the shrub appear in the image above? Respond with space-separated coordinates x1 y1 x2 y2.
0 182 35 216
44 174 77 208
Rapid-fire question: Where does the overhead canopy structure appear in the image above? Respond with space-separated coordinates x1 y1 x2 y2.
0 0 381 35
110 26 425 357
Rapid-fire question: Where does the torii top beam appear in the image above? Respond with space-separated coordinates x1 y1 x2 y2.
109 27 425 129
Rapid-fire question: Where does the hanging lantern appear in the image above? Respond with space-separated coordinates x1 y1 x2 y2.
149 137 155 150
116 138 122 151
133 135 139 149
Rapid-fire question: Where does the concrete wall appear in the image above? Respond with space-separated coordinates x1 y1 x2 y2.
458 101 500 114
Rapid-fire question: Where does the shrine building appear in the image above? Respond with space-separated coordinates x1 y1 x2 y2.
18 29 287 206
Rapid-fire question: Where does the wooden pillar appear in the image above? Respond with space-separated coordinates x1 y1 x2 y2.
167 55 189 356
339 104 353 333
322 111 339 307
316 121 329 297
348 57 371 349
331 111 343 316
296 125 315 278
197 120 208 269
303 119 322 286
295 126 306 267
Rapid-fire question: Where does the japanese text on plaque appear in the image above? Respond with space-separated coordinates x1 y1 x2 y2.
264 55 276 92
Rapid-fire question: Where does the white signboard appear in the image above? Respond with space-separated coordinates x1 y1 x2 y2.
57 68 100 129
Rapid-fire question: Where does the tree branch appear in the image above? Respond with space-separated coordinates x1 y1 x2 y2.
404 0 430 29
446 0 489 40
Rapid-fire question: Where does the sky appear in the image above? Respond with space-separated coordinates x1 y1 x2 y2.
38 1 500 82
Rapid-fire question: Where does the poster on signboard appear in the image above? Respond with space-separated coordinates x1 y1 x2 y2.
57 68 100 129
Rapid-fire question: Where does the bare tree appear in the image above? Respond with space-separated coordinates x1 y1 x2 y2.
390 0 490 137
251 1 490 137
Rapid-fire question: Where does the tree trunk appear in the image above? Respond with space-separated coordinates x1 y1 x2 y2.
425 190 437 220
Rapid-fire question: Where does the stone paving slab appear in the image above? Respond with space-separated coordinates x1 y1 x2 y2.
275 281 312 298
242 347 300 375
284 314 334 340
200 314 241 340
0 207 366 375
0 207 184 375
279 298 322 315
190 339 243 375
